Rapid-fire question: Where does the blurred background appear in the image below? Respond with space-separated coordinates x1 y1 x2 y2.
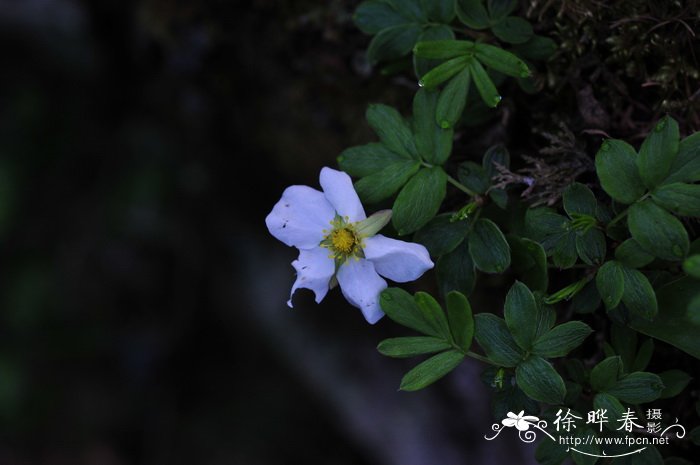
0 1 543 463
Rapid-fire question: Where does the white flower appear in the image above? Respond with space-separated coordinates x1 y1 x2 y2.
502 411 540 431
265 167 434 323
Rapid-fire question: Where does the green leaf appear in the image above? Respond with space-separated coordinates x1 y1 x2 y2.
483 144 510 175
652 182 700 217
508 235 548 292
436 241 476 298
399 350 465 391
595 139 646 204
533 297 556 339
473 43 530 78
637 115 680 189
515 355 566 404
491 16 533 44
596 261 625 310
590 356 623 392
663 458 694 465
593 393 625 430
469 59 501 107
532 321 592 358
378 336 452 358
392 166 447 234
414 291 452 339
413 27 455 78
418 55 470 89
436 67 470 129
571 280 601 314
487 0 517 21
512 35 557 61
684 254 700 279
620 266 658 320
614 446 664 465
690 294 700 322
492 382 540 427
575 228 606 266
535 433 569 465
455 0 490 29
614 238 655 269
354 1 408 34
611 323 637 372
338 143 408 177
632 338 654 372
432 129 453 167
474 313 524 367
630 276 700 359
567 382 585 412
572 427 602 465
628 199 689 261
489 188 508 209
413 213 469 256
468 218 511 273
665 131 700 184
524 207 570 254
457 161 489 194
412 88 454 164
379 287 440 336
504 281 539 351
354 161 421 203
367 23 423 64
446 291 474 351
386 0 427 22
421 0 455 22
412 87 437 157
551 231 577 269
604 372 665 404
563 182 597 217
413 39 474 59
692 427 700 447
366 104 418 159
658 369 691 399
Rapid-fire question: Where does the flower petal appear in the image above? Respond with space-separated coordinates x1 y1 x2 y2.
515 419 531 431
266 185 335 249
502 418 517 427
363 235 434 282
336 258 387 324
319 167 366 222
288 247 335 307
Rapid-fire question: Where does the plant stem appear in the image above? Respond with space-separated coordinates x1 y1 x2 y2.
446 173 478 196
465 350 497 365
420 161 478 196
608 208 629 228
547 264 590 269
608 192 650 228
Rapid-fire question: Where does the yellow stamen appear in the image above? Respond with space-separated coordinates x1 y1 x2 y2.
330 228 356 255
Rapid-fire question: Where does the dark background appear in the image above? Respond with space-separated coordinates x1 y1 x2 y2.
0 1 537 464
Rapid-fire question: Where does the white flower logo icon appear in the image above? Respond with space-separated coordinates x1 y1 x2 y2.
501 411 540 431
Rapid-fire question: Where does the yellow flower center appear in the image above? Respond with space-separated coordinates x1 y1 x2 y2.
320 215 365 262
330 228 356 255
